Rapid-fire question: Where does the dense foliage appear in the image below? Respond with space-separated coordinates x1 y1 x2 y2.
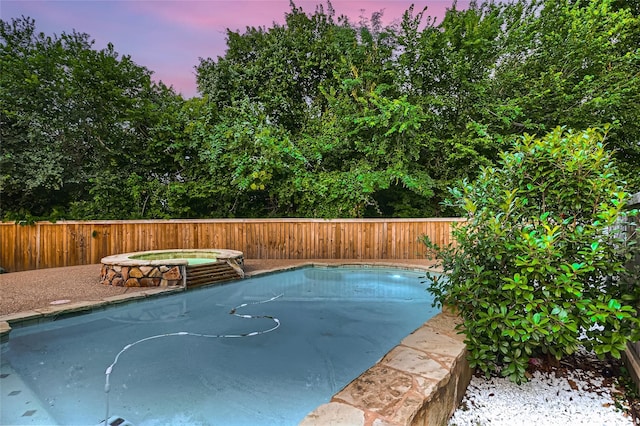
0 17 182 220
1 0 639 219
423 127 640 383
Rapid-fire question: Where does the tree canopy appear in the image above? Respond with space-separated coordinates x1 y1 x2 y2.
0 17 182 219
2 0 639 220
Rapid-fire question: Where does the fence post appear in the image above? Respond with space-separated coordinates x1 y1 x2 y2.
623 191 640 393
35 222 41 270
627 192 640 273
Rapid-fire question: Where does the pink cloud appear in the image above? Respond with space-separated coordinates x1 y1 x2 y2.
129 1 462 33
129 1 291 31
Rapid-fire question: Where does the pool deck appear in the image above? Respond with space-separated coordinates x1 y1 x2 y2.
0 258 470 426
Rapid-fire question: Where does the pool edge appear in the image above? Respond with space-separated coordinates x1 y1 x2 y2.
0 286 184 335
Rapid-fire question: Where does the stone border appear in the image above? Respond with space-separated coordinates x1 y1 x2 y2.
100 264 186 287
0 286 183 343
101 248 244 267
100 249 244 287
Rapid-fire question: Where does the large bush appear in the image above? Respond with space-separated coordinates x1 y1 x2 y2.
423 127 640 383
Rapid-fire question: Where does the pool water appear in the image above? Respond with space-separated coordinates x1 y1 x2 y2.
1 267 438 426
128 251 218 262
185 258 218 265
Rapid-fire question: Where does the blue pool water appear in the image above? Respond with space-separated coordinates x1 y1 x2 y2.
1 267 438 426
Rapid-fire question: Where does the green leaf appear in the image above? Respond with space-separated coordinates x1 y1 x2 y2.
533 313 541 325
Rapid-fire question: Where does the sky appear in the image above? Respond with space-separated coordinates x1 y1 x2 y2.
1 1 466 98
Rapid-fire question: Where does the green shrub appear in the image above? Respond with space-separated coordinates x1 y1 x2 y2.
423 127 640 383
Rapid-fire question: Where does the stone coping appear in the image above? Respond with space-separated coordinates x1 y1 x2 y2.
244 261 439 277
101 248 244 266
0 262 470 426
0 287 183 336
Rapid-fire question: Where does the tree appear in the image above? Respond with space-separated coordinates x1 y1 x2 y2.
1 16 184 220
196 2 451 217
423 127 640 383
394 1 511 215
485 0 640 188
4 0 639 220
196 1 350 135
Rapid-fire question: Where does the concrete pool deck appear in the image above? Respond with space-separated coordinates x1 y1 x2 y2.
0 259 470 426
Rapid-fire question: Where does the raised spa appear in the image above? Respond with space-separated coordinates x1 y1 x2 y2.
100 249 245 288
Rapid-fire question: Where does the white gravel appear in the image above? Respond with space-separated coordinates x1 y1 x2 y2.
449 358 636 426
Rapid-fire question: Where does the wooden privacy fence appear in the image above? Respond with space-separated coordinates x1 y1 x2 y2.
622 192 640 392
0 218 464 272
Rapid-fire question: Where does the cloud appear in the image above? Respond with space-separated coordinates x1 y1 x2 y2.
129 1 293 32
127 1 460 33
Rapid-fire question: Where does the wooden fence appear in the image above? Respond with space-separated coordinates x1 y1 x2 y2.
623 192 640 392
0 218 463 272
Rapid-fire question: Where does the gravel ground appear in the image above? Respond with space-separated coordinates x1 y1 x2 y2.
0 264 145 315
450 349 638 426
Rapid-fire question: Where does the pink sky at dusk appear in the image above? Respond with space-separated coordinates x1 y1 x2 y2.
1 1 467 98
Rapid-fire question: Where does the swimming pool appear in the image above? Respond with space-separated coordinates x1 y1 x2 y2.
1 266 439 425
